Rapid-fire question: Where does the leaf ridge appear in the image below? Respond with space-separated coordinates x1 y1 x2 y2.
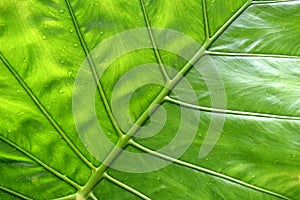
53 194 77 200
89 193 98 200
209 0 252 44
0 185 31 200
252 0 300 4
130 140 292 200
104 172 151 200
207 51 300 59
139 0 170 82
0 135 81 189
0 53 94 170
64 0 124 139
165 96 300 120
202 0 210 40
170 0 252 86
77 0 253 198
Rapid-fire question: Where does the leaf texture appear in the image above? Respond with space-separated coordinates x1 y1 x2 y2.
0 0 300 199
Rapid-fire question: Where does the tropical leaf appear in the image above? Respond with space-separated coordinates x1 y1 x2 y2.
0 0 300 199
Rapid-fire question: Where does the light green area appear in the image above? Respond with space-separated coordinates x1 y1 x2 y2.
0 0 299 199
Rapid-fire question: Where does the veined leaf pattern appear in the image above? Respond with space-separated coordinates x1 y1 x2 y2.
0 0 299 199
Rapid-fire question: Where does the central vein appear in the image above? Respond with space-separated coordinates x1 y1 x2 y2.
76 0 252 198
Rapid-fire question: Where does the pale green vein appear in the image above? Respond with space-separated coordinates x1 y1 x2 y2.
207 51 300 59
171 0 252 85
252 0 300 4
139 0 170 82
77 1 253 198
202 0 210 40
0 53 94 170
64 0 124 139
209 0 252 43
0 135 81 189
165 96 300 120
89 193 98 200
130 140 292 200
0 185 31 200
103 172 151 200
54 194 77 200
55 193 97 200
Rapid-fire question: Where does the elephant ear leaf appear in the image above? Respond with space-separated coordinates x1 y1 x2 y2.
0 0 299 199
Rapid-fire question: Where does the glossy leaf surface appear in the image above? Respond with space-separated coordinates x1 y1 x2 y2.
0 0 299 199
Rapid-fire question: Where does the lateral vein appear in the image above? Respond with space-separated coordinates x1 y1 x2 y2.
0 185 31 200
64 0 124 139
209 0 252 43
207 51 300 59
130 140 292 200
76 0 253 197
0 135 81 189
104 172 151 200
165 96 300 120
251 0 300 4
202 0 210 40
0 53 94 170
139 0 170 82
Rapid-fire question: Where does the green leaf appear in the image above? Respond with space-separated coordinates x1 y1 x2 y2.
1 0 300 199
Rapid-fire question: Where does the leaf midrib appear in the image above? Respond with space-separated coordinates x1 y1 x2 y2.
65 0 293 199
79 0 294 198
77 0 258 198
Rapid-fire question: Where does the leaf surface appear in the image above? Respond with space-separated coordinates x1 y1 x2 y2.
0 0 300 199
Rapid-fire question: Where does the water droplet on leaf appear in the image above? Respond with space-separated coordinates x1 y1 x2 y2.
69 28 74 33
100 31 104 35
273 160 279 164
42 35 47 40
17 111 24 116
59 9 65 14
31 177 39 183
58 88 65 94
67 70 74 77
73 43 78 47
